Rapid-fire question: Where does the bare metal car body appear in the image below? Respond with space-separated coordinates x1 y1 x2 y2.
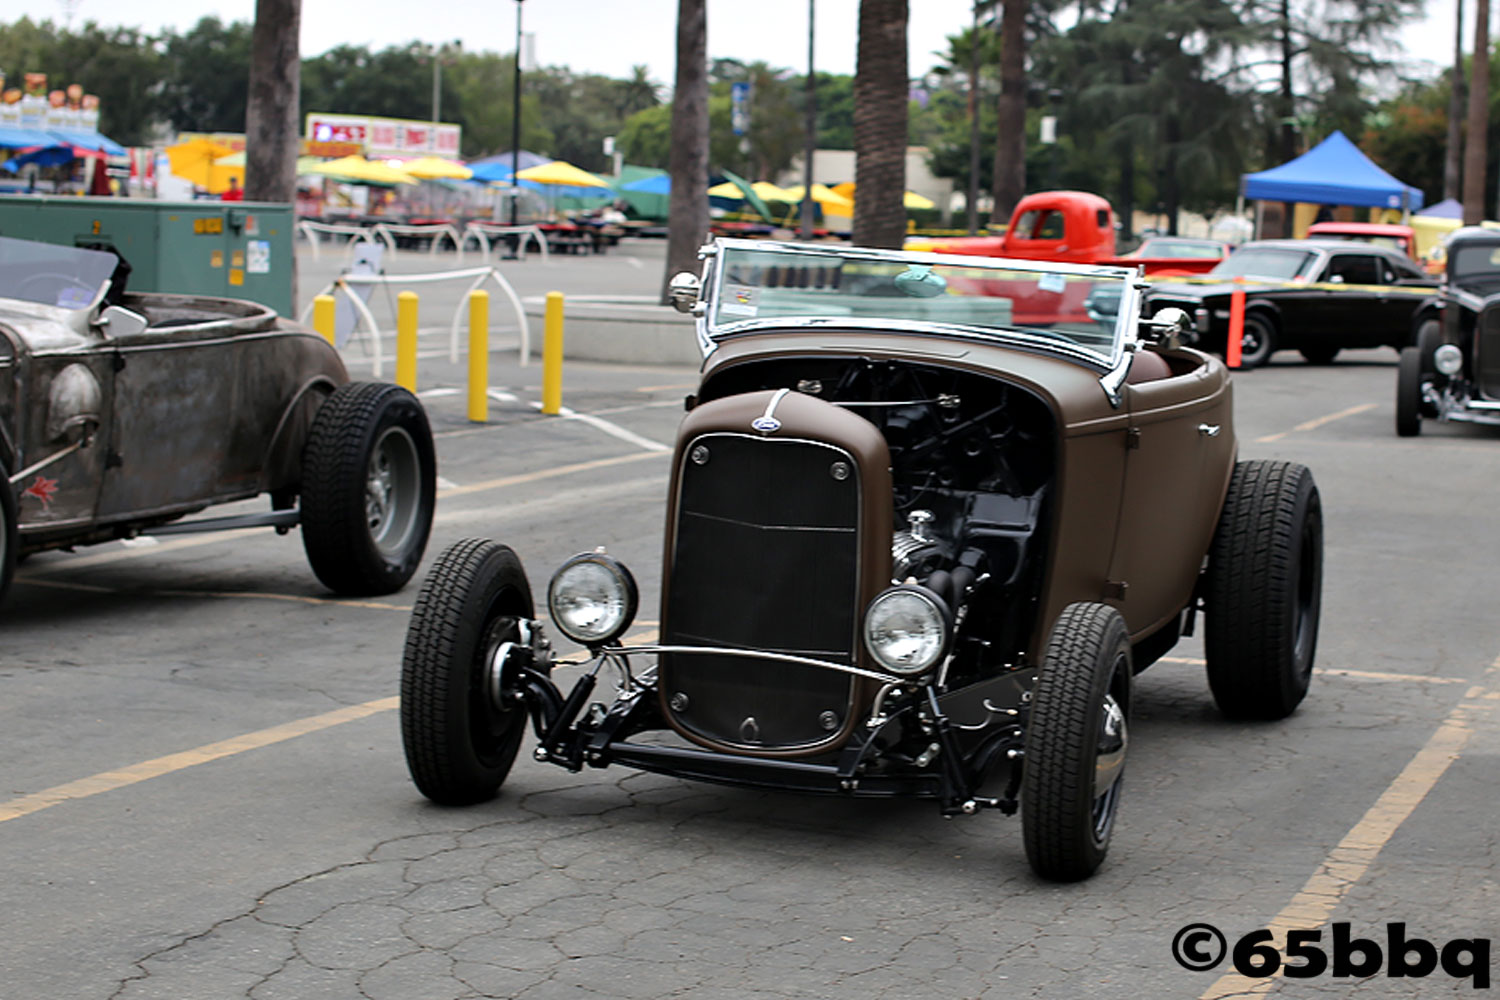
0 237 436 605
400 239 1324 881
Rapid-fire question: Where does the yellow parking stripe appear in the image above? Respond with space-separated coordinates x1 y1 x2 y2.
1199 656 1499 999
1160 656 1467 685
1256 402 1377 443
0 697 399 824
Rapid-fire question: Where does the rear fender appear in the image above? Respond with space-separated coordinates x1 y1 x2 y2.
260 376 340 494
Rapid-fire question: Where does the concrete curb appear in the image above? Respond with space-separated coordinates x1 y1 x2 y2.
522 295 703 367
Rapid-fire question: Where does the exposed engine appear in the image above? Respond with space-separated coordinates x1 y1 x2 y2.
696 356 1057 678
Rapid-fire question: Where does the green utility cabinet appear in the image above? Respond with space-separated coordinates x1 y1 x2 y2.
0 195 295 317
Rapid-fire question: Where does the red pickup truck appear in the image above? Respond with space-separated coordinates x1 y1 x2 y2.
908 190 1224 276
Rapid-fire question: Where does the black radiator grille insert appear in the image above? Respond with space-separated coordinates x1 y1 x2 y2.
1481 307 1500 400
664 432 861 750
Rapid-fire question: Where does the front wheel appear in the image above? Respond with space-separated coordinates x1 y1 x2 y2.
1204 461 1323 720
401 539 535 805
1396 346 1424 437
1234 312 1277 369
301 382 436 595
1022 602 1132 882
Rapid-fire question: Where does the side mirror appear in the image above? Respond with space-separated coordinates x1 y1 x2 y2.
1140 306 1190 350
96 304 149 337
668 271 701 314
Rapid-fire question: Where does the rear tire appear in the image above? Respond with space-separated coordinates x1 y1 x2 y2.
1204 461 1323 720
401 539 535 805
301 382 436 595
0 468 16 608
1396 346 1423 437
1022 602 1131 882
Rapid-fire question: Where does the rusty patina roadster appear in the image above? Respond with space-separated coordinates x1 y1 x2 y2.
400 239 1323 881
0 236 435 606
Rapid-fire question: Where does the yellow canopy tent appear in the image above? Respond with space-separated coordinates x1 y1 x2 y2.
830 181 935 210
401 156 473 181
165 137 237 193
305 155 418 186
781 183 855 214
515 160 611 188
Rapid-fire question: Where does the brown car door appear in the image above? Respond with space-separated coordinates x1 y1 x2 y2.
1106 353 1233 639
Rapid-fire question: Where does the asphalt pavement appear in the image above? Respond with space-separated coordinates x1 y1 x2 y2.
2 243 1498 999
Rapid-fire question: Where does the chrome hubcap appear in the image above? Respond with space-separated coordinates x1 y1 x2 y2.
363 426 420 556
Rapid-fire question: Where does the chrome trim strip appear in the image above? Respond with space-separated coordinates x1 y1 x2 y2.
603 643 904 686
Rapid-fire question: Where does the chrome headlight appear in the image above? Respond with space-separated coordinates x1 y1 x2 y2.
547 553 638 645
862 585 952 676
1434 343 1463 376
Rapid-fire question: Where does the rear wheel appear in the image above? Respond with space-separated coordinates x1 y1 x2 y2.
401 539 535 805
1396 346 1423 437
301 382 436 595
1022 602 1131 882
1204 461 1323 720
0 468 16 608
1235 312 1276 369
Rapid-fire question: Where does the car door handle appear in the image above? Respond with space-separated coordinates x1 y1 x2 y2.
1198 423 1221 437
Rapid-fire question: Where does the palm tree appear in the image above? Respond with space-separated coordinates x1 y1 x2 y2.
244 0 301 202
661 0 710 304
1464 0 1489 224
853 0 909 248
990 0 1026 225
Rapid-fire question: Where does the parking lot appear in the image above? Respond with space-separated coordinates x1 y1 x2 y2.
3 241 1498 999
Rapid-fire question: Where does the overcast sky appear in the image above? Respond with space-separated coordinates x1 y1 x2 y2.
48 0 1459 87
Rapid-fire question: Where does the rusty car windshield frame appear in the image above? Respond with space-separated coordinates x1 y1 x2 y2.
698 239 1139 374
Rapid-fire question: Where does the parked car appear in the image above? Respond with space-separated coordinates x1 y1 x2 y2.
0 235 436 607
1305 221 1418 260
399 240 1323 882
1396 226 1500 435
1145 239 1438 367
1125 236 1231 261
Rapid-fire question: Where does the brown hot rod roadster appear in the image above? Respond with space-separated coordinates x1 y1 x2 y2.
399 239 1323 881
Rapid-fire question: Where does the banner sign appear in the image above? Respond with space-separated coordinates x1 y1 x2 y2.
305 113 462 158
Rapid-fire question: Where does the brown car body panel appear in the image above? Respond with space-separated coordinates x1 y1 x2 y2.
695 329 1234 670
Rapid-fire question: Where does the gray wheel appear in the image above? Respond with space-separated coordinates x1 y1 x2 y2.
1396 346 1423 437
301 382 436 595
401 539 534 805
1204 461 1323 720
1235 312 1276 369
1022 602 1131 882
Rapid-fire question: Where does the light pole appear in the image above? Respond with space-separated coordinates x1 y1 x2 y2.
511 0 524 224
966 1 980 234
801 0 815 240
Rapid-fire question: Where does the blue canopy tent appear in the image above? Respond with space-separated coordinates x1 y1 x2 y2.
467 150 552 183
1 145 75 171
48 129 127 157
1418 197 1463 219
1240 130 1424 216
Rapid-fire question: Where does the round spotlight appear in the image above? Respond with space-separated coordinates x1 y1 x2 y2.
1434 343 1463 377
863 585 952 676
547 553 638 646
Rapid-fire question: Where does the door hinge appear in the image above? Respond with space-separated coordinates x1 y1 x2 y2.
1126 427 1141 449
105 450 123 469
112 352 126 372
1103 580 1129 600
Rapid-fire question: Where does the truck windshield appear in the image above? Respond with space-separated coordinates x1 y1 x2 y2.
0 236 116 311
707 243 1131 368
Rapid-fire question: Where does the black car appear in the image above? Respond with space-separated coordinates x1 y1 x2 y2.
1145 239 1438 368
1396 227 1500 435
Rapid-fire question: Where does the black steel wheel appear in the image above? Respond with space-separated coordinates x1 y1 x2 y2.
1021 602 1132 882
301 381 436 595
1236 312 1277 369
1299 345 1339 365
0 468 16 608
401 539 535 805
1204 460 1323 720
1396 346 1424 437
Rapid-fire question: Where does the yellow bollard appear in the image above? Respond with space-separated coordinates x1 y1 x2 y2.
541 291 564 415
312 294 337 345
468 290 489 423
395 290 418 391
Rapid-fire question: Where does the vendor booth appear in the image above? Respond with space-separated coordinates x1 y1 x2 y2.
1240 130 1425 238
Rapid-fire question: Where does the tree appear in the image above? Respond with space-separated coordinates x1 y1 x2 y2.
1465 0 1490 223
854 0 909 248
0 18 163 145
156 18 253 133
1445 0 1465 201
991 0 1027 223
662 0 709 304
244 0 301 203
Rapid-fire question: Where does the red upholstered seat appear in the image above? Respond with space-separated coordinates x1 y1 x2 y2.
1125 349 1174 384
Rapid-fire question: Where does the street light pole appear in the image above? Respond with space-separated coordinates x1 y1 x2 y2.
511 0 524 224
801 0 815 240
966 1 980 234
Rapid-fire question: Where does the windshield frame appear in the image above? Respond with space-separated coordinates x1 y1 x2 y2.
696 238 1141 374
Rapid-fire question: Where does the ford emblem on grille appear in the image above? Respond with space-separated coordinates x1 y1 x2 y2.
750 416 781 433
